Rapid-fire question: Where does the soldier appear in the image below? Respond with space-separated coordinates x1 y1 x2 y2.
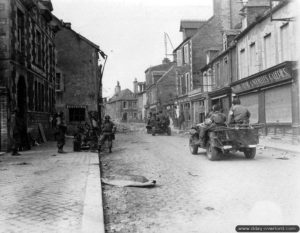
56 111 67 153
11 108 22 156
197 104 226 147
98 115 116 153
227 98 251 124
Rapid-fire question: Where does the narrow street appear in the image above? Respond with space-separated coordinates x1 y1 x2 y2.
101 129 300 233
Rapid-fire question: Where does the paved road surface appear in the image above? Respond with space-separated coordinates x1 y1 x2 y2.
101 131 300 233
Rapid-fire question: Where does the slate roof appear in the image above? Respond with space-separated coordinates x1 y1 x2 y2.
108 89 137 102
180 20 206 32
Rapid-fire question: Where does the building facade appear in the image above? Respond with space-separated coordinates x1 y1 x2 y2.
144 59 175 115
232 0 299 141
173 0 244 129
53 18 102 133
105 81 138 122
0 0 56 151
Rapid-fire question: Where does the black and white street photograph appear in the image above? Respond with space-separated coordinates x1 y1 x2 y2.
0 0 300 232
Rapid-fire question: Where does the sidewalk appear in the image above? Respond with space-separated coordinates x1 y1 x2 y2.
258 137 300 154
0 139 105 233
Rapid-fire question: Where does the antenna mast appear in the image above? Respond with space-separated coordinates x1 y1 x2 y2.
164 32 174 59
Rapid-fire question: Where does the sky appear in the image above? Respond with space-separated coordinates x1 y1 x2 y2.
51 0 213 98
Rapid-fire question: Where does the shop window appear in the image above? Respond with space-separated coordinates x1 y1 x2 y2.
69 108 86 122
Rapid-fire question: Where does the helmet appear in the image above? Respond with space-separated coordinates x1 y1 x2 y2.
212 104 221 112
104 115 110 120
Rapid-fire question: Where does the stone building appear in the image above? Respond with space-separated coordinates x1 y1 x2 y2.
232 0 299 141
0 0 56 151
173 0 244 129
144 58 175 115
105 81 138 122
200 30 239 121
53 17 103 133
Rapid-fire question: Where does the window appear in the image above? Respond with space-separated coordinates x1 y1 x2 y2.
186 73 190 92
184 44 189 64
280 23 290 62
123 101 127 108
69 108 86 122
207 69 212 92
36 30 42 66
223 33 228 51
215 63 220 87
181 75 186 94
239 48 246 79
132 101 137 108
55 73 62 91
17 9 25 52
34 81 38 111
177 49 182 66
263 33 274 69
249 42 257 74
203 72 208 92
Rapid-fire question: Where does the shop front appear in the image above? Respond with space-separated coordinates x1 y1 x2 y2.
189 89 208 124
231 61 299 141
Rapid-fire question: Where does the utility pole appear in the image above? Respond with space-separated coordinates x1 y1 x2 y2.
98 50 107 127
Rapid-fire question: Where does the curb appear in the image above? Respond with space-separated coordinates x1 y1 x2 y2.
81 152 105 233
259 144 300 154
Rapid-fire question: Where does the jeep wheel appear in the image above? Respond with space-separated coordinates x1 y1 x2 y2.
189 139 198 155
206 142 221 161
244 148 256 159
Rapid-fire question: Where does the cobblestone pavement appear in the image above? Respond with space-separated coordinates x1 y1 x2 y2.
0 140 102 233
101 131 300 233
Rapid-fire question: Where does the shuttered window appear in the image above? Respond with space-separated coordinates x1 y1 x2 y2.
265 85 292 123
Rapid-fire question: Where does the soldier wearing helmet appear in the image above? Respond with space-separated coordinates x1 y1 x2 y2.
196 104 226 147
227 98 250 125
98 115 116 153
56 111 67 153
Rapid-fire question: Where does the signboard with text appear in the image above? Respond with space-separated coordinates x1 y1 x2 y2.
232 63 293 93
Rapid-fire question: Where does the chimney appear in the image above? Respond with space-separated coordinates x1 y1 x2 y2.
162 57 170 64
115 81 121 95
133 78 138 94
64 22 71 29
240 0 269 29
